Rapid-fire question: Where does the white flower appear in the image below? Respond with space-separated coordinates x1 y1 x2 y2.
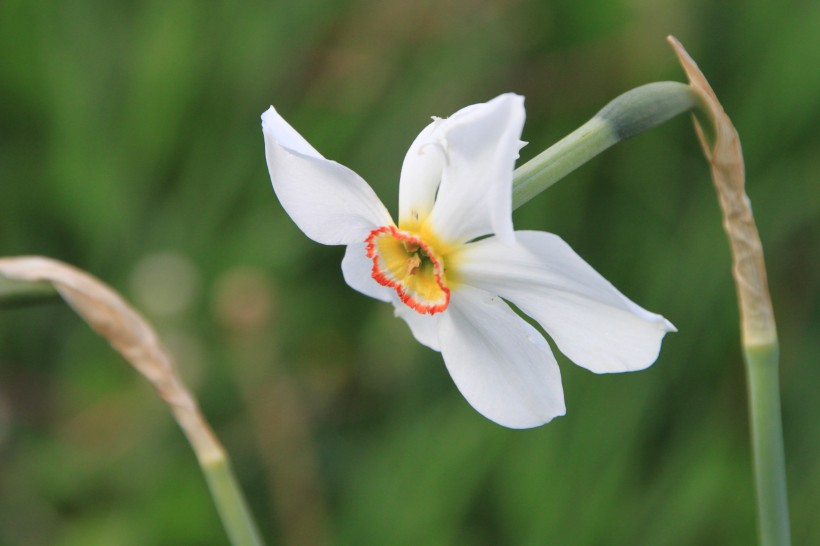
262 94 675 429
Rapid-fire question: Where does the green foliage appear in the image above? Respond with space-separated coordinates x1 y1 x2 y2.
1 0 818 544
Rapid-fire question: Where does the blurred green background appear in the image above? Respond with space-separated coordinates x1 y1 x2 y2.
1 0 818 544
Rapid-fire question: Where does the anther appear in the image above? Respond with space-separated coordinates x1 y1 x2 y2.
406 254 422 276
402 240 420 253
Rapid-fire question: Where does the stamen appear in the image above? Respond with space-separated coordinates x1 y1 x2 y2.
402 239 420 253
406 254 422 275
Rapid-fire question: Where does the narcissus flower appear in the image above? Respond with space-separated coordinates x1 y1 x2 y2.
262 94 675 428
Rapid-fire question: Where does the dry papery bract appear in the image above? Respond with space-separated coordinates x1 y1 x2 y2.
0 256 224 464
667 36 776 348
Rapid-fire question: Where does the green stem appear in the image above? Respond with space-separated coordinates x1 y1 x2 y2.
512 81 699 210
666 36 792 544
202 455 266 546
744 343 791 546
512 116 616 209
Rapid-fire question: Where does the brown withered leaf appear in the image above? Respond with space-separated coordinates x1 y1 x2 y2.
0 256 223 463
667 36 777 348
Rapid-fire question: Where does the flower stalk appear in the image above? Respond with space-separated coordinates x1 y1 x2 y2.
744 343 789 546
512 81 699 210
668 36 790 546
0 257 265 546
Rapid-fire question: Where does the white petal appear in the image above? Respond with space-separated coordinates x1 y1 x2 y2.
392 297 441 351
438 286 566 429
342 241 441 350
398 117 447 225
426 94 525 244
262 106 393 246
341 242 391 303
456 231 676 374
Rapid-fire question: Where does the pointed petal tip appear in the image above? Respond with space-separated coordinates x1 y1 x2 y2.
486 92 525 125
261 105 276 122
261 106 286 133
261 104 324 160
494 92 525 106
646 312 677 334
456 232 676 375
261 105 392 245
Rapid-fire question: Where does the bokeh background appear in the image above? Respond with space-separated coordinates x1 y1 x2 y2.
1 0 818 544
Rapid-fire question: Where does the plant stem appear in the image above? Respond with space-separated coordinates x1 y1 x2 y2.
512 116 615 209
744 343 790 546
667 36 791 546
512 81 698 210
171 394 265 546
202 454 266 546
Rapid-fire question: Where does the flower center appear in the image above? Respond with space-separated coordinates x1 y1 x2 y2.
366 226 450 315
